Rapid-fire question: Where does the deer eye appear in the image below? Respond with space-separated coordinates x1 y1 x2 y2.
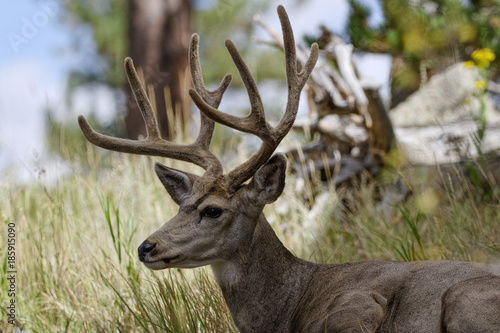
202 207 222 218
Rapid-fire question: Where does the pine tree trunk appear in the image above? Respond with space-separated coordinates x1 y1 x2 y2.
126 0 191 140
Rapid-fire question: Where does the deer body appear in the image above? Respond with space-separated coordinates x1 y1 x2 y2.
295 261 500 332
78 5 500 332
150 158 500 333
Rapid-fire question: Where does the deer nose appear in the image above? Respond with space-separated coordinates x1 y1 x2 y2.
138 241 156 261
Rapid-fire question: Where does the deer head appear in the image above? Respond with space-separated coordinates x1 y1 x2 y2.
78 5 318 271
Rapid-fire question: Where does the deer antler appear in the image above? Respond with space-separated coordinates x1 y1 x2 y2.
189 5 318 190
78 34 233 176
79 5 317 190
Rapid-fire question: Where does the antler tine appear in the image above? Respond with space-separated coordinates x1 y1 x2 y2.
124 57 161 139
190 5 318 191
276 5 319 138
189 33 232 153
189 33 232 108
189 39 275 146
78 57 225 175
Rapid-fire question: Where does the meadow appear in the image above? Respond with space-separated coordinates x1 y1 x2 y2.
1 142 500 332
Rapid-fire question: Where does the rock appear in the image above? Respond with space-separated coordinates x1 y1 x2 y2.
390 62 500 164
390 62 497 127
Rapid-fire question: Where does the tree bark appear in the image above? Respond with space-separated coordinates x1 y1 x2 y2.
126 0 191 140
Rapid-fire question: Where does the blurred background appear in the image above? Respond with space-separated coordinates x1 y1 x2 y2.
0 0 358 181
1 0 499 183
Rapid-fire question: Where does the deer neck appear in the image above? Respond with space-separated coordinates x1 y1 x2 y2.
211 213 317 332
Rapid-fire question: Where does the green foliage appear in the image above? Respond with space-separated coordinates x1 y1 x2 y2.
347 0 500 94
466 48 496 156
65 0 128 88
393 207 425 261
194 0 287 87
99 194 137 280
346 0 377 49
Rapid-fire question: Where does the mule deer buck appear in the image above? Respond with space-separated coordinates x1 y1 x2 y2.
79 5 500 332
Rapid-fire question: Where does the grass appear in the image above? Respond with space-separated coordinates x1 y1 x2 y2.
1 143 499 332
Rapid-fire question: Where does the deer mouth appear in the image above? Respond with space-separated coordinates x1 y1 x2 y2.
142 255 181 270
163 255 180 264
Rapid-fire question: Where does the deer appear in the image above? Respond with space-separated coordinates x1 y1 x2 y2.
78 5 500 333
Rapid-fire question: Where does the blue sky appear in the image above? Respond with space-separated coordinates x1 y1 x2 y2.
0 0 389 181
1 0 73 176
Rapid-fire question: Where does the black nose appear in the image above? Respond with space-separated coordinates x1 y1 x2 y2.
138 241 156 261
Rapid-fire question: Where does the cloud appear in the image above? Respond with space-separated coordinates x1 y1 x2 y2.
0 57 64 170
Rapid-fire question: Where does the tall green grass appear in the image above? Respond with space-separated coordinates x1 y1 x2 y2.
1 144 499 332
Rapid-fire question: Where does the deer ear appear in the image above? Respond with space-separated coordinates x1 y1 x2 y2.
246 154 287 205
154 162 199 205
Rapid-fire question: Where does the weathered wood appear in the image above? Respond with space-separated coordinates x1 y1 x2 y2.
254 20 396 184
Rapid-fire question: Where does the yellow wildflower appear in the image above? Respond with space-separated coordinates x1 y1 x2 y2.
475 80 486 89
464 61 475 68
472 48 496 68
